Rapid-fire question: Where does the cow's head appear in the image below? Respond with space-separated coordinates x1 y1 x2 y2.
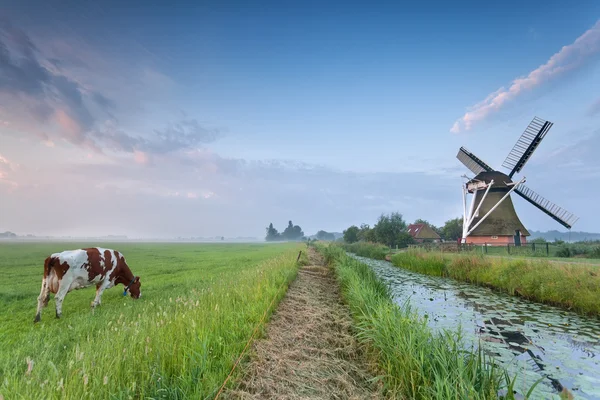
125 276 142 299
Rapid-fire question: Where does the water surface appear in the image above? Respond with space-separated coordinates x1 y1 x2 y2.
350 254 600 399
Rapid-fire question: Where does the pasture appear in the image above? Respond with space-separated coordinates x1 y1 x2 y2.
0 241 301 399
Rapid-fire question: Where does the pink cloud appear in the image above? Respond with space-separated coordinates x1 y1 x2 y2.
187 192 198 199
0 154 19 189
55 109 82 137
451 19 600 133
133 150 150 165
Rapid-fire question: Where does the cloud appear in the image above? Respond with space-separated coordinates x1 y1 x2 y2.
539 128 600 178
587 98 600 117
451 19 600 133
1 22 221 160
0 153 19 188
4 154 457 237
0 20 115 147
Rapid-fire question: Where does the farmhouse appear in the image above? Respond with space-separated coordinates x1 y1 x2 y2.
407 223 441 243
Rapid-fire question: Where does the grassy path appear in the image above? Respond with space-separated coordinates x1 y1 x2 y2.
225 248 382 399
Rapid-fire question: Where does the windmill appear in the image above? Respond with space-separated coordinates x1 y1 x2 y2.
456 116 579 245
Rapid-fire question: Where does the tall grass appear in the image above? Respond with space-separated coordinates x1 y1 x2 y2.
340 242 389 260
0 242 300 399
318 245 527 400
391 250 600 317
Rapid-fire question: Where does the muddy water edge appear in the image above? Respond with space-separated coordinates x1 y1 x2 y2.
348 254 600 400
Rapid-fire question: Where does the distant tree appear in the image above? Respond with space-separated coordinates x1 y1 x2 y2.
265 223 281 241
440 218 463 241
282 220 305 241
530 237 547 244
373 212 408 247
358 223 376 242
316 230 335 241
343 226 360 243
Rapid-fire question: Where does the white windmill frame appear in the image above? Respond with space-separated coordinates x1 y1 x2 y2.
460 175 526 244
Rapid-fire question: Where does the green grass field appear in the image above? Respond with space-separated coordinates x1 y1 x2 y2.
0 241 302 399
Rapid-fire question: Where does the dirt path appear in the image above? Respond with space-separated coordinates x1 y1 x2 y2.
224 249 382 400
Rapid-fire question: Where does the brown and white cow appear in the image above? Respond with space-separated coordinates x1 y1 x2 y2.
34 247 142 322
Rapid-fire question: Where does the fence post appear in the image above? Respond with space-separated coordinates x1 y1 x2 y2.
546 243 549 256
532 242 536 252
507 244 510 254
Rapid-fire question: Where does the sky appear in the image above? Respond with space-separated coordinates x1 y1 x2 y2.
1 0 600 238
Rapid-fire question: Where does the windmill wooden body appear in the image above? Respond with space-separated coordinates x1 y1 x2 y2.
456 117 579 245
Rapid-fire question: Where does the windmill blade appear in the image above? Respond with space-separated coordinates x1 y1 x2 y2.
514 183 579 229
457 147 494 175
502 116 553 178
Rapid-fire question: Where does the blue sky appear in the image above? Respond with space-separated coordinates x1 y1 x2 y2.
1 0 599 238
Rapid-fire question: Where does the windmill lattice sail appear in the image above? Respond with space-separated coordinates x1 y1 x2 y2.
457 147 493 175
502 117 553 178
514 183 579 229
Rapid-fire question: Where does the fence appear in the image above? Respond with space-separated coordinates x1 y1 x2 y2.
407 242 562 257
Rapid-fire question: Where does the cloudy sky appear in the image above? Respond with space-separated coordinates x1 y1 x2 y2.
1 0 599 238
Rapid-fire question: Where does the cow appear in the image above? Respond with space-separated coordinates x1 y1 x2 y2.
33 247 142 323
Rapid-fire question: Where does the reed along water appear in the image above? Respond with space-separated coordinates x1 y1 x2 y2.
349 254 600 400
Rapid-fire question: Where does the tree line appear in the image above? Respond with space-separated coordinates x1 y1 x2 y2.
342 213 463 247
265 221 305 241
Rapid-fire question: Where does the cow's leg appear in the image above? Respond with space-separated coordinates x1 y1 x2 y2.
91 280 110 308
54 281 70 319
34 277 50 323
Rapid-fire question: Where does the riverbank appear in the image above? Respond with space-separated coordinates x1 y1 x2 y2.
389 249 600 317
341 242 600 317
317 245 524 400
348 253 599 399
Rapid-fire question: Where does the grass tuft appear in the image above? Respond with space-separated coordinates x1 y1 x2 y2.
339 242 390 260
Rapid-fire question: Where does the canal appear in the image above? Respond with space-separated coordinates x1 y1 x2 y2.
349 254 600 399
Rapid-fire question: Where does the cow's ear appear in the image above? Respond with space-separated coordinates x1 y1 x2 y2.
135 276 140 283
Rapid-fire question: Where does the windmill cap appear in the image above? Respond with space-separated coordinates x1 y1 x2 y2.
469 171 514 189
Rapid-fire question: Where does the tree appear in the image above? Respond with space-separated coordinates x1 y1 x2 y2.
358 223 376 242
396 232 416 248
343 226 360 243
530 237 547 244
440 218 463 241
373 212 408 247
282 220 305 241
316 230 336 241
265 223 281 241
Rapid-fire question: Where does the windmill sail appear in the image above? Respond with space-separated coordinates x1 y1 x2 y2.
457 147 494 175
502 117 553 178
514 183 579 229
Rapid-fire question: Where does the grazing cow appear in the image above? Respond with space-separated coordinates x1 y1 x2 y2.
34 247 141 322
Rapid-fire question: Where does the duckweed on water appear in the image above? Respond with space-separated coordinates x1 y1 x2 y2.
350 254 600 399
390 249 600 317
